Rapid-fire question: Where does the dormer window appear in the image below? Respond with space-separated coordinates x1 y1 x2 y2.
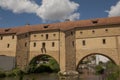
5 28 11 32
92 19 98 24
44 25 49 28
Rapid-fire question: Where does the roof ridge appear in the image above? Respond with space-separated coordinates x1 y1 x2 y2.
0 16 120 35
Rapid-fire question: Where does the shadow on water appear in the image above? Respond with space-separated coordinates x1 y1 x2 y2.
59 76 80 80
0 73 82 80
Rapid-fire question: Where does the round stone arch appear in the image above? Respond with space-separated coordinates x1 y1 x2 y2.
76 52 119 69
29 53 60 65
28 54 60 70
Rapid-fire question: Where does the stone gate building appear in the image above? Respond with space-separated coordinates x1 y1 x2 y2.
0 16 120 73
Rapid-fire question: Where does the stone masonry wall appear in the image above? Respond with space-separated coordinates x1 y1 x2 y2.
65 29 76 71
16 33 30 69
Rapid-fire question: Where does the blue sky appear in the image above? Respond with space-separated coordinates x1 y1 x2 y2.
0 0 120 28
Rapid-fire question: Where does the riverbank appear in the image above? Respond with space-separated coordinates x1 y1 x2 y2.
0 73 58 80
0 68 24 78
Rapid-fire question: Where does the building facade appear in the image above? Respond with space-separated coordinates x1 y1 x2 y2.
0 16 120 73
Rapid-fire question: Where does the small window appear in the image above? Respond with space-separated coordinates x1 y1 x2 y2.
34 42 36 47
34 35 36 37
42 42 46 48
53 34 56 36
41 34 43 37
72 41 74 47
92 20 98 24
25 42 27 47
46 34 48 39
52 42 55 47
103 39 106 44
82 40 86 46
25 34 28 37
92 30 95 33
105 29 108 32
0 36 3 40
5 28 11 32
80 31 83 34
71 32 73 35
44 25 49 28
12 35 14 39
7 44 10 48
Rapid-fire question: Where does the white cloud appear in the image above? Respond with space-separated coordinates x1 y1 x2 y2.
68 13 80 21
36 0 80 21
107 1 120 17
0 0 80 21
0 0 39 13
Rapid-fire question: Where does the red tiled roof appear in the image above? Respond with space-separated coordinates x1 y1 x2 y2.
0 16 120 35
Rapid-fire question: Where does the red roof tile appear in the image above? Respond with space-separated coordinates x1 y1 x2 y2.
0 16 120 35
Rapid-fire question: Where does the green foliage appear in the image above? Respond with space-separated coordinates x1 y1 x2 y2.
6 68 24 77
35 64 53 73
27 55 60 73
32 77 36 80
49 59 60 72
106 72 119 80
105 61 120 80
95 65 104 75
19 74 24 80
0 71 6 78
27 65 36 73
0 68 25 78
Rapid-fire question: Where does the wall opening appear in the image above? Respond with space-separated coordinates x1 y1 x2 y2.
7 44 10 48
76 53 116 76
82 40 86 46
46 34 48 39
42 42 46 48
28 54 60 73
52 42 55 47
0 36 3 40
34 42 36 47
102 39 106 44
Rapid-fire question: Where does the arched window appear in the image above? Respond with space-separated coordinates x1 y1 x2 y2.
42 42 46 48
82 40 86 46
52 42 55 47
12 35 14 39
34 42 36 47
7 44 10 48
46 34 48 39
25 42 27 47
102 39 106 44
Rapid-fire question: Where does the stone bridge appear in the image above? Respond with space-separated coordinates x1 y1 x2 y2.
0 17 120 73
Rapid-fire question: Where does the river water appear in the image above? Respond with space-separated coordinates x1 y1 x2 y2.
0 73 81 80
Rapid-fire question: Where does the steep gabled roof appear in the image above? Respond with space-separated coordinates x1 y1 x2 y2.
0 16 120 35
